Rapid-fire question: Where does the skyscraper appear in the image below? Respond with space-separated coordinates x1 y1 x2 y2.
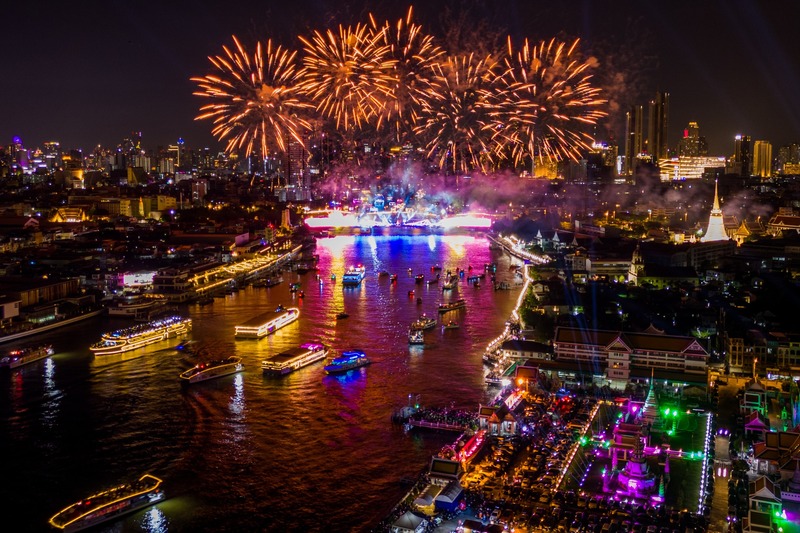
624 105 643 175
733 135 752 177
677 121 708 157
753 140 772 178
647 92 669 163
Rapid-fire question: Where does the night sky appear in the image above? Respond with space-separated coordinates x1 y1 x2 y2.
4 0 800 155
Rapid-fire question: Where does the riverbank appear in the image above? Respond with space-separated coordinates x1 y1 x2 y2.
0 308 104 345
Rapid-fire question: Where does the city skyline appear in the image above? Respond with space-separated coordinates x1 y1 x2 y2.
4 0 800 154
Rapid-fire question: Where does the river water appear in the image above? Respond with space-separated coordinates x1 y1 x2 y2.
0 233 523 533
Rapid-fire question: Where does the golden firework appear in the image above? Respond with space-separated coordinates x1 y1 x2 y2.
191 36 311 157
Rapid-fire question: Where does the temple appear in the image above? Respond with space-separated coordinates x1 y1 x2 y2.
607 434 658 499
701 179 728 242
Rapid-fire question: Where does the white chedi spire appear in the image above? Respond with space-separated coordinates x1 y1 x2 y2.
701 179 728 242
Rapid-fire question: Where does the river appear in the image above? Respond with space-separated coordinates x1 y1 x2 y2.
0 233 523 532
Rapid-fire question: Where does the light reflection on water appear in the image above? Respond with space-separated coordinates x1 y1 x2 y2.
0 234 524 532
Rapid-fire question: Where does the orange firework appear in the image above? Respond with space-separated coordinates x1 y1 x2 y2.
191 36 311 157
414 53 499 174
491 37 607 167
298 23 394 130
368 6 444 141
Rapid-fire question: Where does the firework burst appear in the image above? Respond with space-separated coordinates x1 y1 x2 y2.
491 37 607 167
368 6 444 142
191 36 311 157
298 23 394 131
414 53 498 174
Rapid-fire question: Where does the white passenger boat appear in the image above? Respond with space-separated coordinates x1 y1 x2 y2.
90 316 192 356
234 305 299 339
0 344 54 369
179 356 243 384
48 473 165 532
341 265 366 286
262 343 329 375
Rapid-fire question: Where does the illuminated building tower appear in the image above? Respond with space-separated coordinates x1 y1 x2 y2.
753 140 773 178
624 105 643 175
284 138 309 201
733 135 752 177
677 121 708 157
640 373 660 427
647 92 669 164
702 179 728 242
614 435 657 498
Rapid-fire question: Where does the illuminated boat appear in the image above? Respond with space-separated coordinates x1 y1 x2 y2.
342 265 366 286
410 314 436 331
179 356 243 384
107 296 168 318
442 276 458 290
323 350 371 375
261 343 328 375
438 299 466 313
1 344 54 369
408 329 424 345
443 321 460 330
48 473 165 532
234 305 299 339
89 316 192 356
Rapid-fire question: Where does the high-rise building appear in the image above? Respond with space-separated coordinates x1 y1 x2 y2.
624 105 643 175
733 135 752 177
284 138 309 200
753 140 772 178
677 121 708 157
777 143 800 174
647 92 669 163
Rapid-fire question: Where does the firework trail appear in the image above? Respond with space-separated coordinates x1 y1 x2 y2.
191 36 311 157
414 53 499 174
368 6 444 142
298 23 394 131
491 37 607 168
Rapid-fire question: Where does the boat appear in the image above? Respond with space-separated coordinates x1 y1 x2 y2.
323 350 371 375
415 274 424 284
426 277 439 286
89 316 192 356
179 356 243 384
378 270 390 278
410 314 436 331
494 281 511 290
443 321 460 330
234 305 299 339
442 276 458 290
0 344 54 369
438 299 466 313
48 473 165 532
432 265 442 271
106 296 168 319
336 312 349 320
265 276 284 288
342 265 366 286
196 296 214 306
390 274 398 282
261 343 328 375
408 329 424 345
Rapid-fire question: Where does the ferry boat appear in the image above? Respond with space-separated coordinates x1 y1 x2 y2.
410 314 436 331
438 298 466 313
408 329 424 345
90 316 192 356
48 473 165 532
261 343 328 375
342 265 366 286
179 356 243 384
234 305 299 339
107 296 168 318
1 344 54 369
442 276 458 290
323 350 371 375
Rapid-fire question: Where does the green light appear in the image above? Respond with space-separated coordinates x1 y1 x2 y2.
667 430 674 436
664 408 670 415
